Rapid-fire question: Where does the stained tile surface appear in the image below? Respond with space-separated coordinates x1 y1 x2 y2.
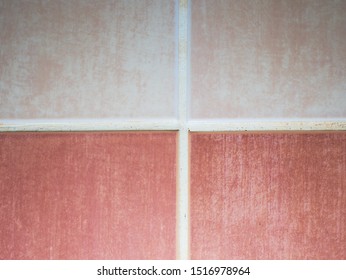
190 132 346 259
0 0 176 119
191 0 346 119
0 132 177 259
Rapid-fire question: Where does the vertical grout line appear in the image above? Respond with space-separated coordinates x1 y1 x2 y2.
187 0 191 122
177 0 189 260
178 127 189 259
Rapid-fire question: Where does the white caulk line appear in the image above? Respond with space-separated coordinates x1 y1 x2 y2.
177 0 190 260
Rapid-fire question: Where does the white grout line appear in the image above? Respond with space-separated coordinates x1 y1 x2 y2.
0 119 180 132
188 119 346 132
2 119 346 132
177 0 190 260
177 127 189 259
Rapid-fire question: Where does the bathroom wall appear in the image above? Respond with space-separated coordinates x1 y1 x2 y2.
188 0 346 259
0 0 345 260
0 0 178 260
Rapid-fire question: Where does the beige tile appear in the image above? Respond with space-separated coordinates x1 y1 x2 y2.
0 0 176 119
191 0 346 119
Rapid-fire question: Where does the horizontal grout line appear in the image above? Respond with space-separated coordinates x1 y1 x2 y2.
0 119 181 132
1 119 346 132
188 120 346 131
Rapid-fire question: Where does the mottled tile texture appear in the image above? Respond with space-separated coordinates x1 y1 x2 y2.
0 132 177 259
190 132 346 259
0 0 176 119
191 0 346 118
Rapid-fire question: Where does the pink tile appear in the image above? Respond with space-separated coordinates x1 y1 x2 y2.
0 132 177 259
190 132 346 259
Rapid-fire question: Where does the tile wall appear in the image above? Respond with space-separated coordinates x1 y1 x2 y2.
0 0 345 259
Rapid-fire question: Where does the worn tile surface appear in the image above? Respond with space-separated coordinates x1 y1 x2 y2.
190 132 346 259
0 132 177 259
0 0 176 119
191 0 346 119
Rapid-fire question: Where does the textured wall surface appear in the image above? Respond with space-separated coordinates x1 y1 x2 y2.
0 0 176 119
0 132 177 259
190 132 346 259
191 0 346 119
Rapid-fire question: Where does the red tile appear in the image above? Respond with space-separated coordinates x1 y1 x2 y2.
190 132 346 259
0 132 177 259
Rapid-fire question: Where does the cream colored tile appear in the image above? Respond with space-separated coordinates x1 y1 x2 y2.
0 0 176 119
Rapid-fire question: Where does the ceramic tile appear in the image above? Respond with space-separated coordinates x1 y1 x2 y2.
0 0 176 119
191 0 346 119
190 132 346 259
0 132 177 259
